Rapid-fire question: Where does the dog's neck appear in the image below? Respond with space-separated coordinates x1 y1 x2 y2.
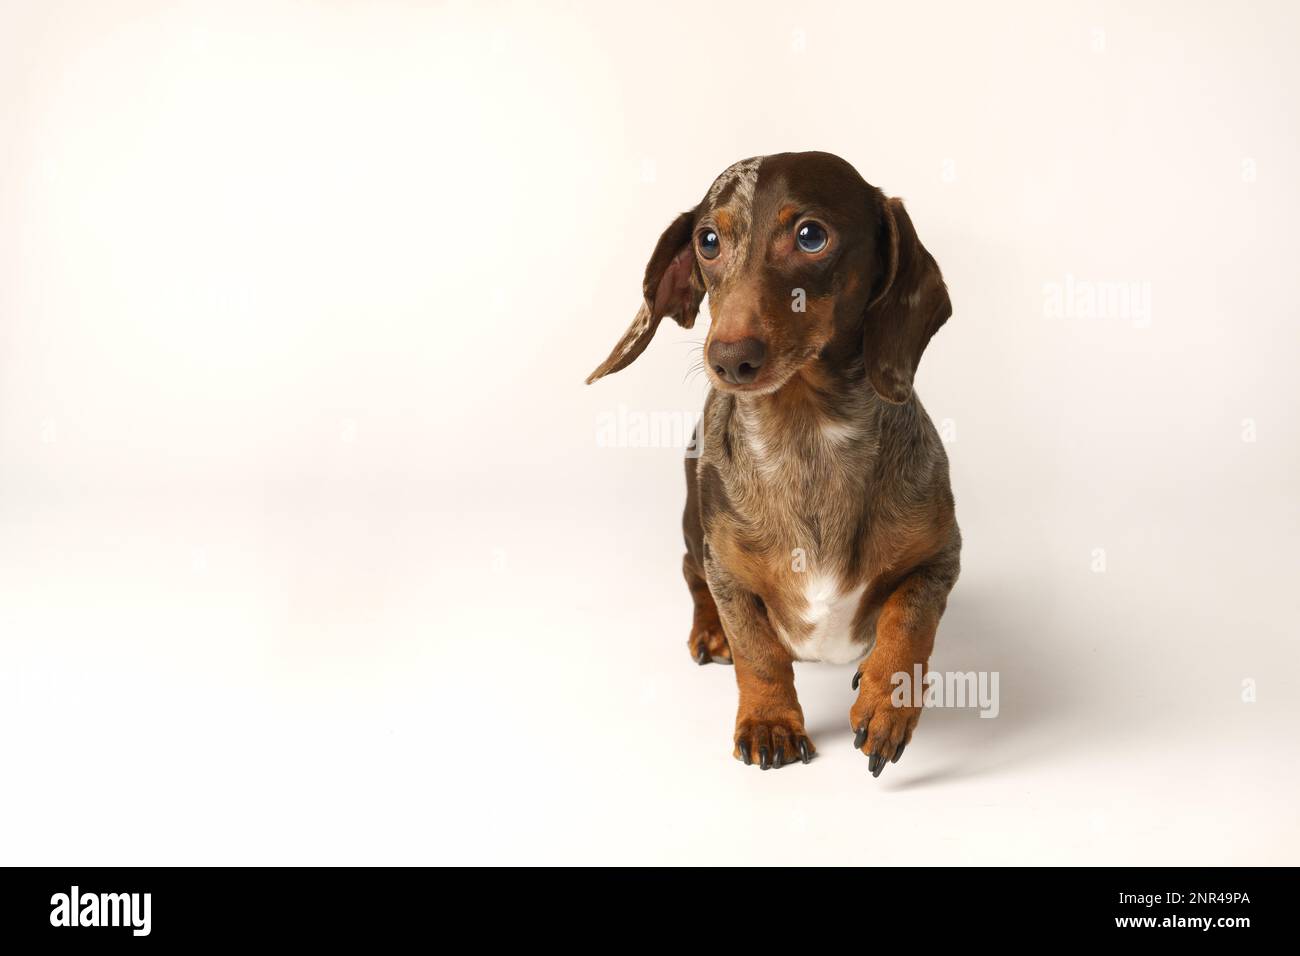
740 362 877 430
727 361 883 473
709 360 891 573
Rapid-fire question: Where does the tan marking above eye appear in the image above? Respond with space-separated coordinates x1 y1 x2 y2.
715 209 734 234
777 205 800 227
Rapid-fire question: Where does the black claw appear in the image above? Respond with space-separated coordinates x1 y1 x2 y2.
868 752 884 777
892 742 906 764
851 670 861 691
738 739 751 765
853 726 868 749
759 746 770 771
798 738 812 764
773 747 784 770
696 647 709 665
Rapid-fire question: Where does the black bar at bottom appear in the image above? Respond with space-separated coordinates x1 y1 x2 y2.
0 866 1287 944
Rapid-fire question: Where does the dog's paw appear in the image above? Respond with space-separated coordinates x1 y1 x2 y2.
849 672 919 778
688 622 732 665
733 716 815 770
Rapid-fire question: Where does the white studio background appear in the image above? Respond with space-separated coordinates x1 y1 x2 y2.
1 0 1297 864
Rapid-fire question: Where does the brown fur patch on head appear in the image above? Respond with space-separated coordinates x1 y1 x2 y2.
692 152 888 396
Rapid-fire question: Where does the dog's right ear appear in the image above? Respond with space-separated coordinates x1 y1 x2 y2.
585 210 703 384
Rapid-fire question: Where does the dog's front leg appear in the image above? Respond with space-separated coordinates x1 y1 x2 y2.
708 572 814 770
850 560 958 776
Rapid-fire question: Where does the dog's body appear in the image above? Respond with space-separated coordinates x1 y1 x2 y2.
588 152 959 776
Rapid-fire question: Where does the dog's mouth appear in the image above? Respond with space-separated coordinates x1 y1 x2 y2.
705 346 822 396
705 365 794 397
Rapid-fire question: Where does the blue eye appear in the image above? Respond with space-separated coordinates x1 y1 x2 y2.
698 229 721 259
796 221 828 253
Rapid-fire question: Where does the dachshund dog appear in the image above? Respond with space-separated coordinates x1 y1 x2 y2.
586 152 959 777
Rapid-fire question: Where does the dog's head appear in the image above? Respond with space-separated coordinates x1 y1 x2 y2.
585 151 951 404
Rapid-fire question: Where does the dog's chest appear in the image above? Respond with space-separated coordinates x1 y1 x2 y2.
778 574 868 664
701 391 878 663
735 507 872 665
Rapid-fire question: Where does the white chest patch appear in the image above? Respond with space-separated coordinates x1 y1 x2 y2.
782 575 868 664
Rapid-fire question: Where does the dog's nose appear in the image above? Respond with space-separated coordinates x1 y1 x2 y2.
709 337 767 385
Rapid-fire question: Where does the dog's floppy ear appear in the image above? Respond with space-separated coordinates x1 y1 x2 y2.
862 197 952 404
585 210 703 384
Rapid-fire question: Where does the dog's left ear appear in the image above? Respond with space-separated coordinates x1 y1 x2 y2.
862 197 952 404
585 210 703 384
